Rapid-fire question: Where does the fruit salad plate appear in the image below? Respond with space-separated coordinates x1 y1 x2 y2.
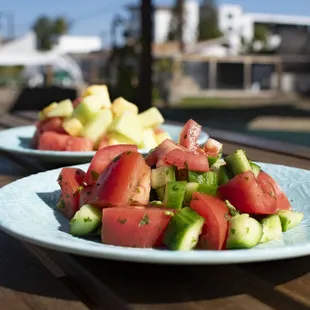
0 124 209 164
0 161 309 265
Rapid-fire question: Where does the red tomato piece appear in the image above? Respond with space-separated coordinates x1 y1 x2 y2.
72 97 82 108
98 136 110 150
90 151 145 208
38 117 66 134
190 193 229 250
31 129 41 148
258 171 292 211
178 119 202 154
218 171 278 215
83 144 138 185
162 149 209 172
57 168 85 219
204 138 223 157
130 164 151 206
65 136 94 152
145 139 181 167
101 206 172 248
38 131 70 151
79 185 96 208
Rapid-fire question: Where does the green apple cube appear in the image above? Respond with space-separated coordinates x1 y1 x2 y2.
138 107 164 128
108 111 142 145
107 132 136 145
79 109 113 147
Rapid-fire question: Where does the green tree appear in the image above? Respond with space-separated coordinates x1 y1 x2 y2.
253 24 268 43
167 0 184 42
198 3 222 41
32 16 69 50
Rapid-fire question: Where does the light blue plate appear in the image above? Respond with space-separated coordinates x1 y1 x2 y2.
0 162 309 264
0 125 209 164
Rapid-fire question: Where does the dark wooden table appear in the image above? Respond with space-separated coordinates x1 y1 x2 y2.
1 111 310 310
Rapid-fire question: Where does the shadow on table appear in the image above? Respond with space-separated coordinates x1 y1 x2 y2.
74 255 310 309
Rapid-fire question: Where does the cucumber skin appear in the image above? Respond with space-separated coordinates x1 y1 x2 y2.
225 149 252 176
188 171 207 184
259 214 283 243
163 207 204 251
218 166 232 185
249 161 261 177
164 181 187 210
226 214 263 249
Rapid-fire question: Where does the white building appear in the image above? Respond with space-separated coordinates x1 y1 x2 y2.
127 1 310 55
127 0 199 45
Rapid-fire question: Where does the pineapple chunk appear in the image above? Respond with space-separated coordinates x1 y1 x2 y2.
138 107 164 128
155 132 171 144
139 128 158 149
38 102 58 120
72 95 102 125
111 97 138 117
107 132 136 145
62 118 83 136
79 109 113 148
83 85 111 109
46 99 73 118
108 111 142 145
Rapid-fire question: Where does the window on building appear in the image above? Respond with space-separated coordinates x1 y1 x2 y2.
227 13 234 19
228 27 233 32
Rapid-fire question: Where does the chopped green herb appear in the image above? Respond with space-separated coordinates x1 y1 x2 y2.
230 228 236 235
57 174 62 182
84 217 92 223
126 151 132 155
184 134 187 139
91 170 99 182
164 211 174 217
112 154 122 162
224 213 230 220
139 213 150 226
56 199 65 209
117 218 127 224
245 177 249 181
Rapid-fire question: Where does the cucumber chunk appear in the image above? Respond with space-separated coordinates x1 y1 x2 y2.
225 149 252 176
218 165 232 185
156 187 165 201
151 166 176 189
276 210 304 232
259 214 283 243
184 182 217 204
69 204 102 237
207 156 218 167
188 171 207 184
225 200 240 217
249 161 261 177
226 214 263 249
164 181 187 209
164 207 204 251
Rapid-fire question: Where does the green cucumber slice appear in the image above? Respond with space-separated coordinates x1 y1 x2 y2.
225 149 252 176
70 204 102 237
259 214 283 243
249 161 261 177
163 181 187 209
163 207 204 251
226 214 263 249
151 165 176 189
276 210 304 232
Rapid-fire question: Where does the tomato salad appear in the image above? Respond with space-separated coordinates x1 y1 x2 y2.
56 119 303 251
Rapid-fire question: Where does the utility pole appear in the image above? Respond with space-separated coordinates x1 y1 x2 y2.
177 0 185 53
138 0 153 111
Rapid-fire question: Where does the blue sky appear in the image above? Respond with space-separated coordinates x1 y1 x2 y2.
0 0 310 46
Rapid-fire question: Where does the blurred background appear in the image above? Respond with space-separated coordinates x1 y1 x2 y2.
1 0 310 146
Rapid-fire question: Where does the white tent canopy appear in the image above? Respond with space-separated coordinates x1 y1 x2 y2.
0 31 84 85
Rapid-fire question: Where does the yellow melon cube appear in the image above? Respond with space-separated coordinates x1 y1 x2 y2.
155 132 172 144
79 109 113 147
83 85 111 109
38 102 58 120
46 99 73 118
111 97 138 117
62 118 83 136
138 107 164 128
108 111 142 145
107 132 136 145
139 128 158 149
